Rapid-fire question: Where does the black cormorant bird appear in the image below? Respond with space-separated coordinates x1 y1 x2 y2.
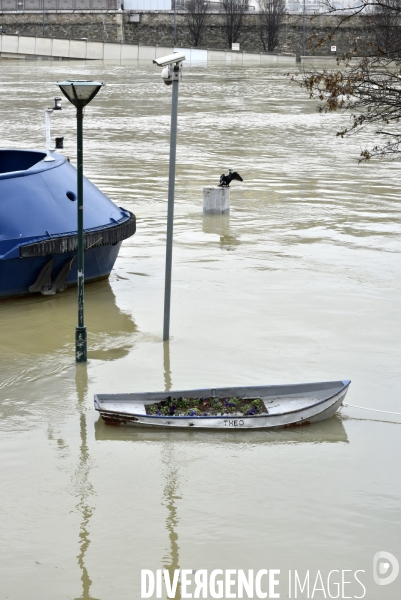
218 169 243 187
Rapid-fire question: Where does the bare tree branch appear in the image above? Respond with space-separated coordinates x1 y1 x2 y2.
222 0 250 47
258 0 286 52
185 0 210 47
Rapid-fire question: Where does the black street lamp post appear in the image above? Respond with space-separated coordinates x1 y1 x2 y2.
56 80 103 362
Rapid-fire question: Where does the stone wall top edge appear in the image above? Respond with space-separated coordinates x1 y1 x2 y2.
0 10 367 17
0 9 120 14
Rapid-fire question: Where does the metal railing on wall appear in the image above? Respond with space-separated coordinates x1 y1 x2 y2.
0 0 117 10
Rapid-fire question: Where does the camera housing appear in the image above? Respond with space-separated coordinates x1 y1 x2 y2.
153 52 186 67
153 52 186 86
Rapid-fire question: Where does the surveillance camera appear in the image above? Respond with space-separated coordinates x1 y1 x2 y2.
161 63 183 86
159 60 184 86
161 66 173 86
153 51 186 67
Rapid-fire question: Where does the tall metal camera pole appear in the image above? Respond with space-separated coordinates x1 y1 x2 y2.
163 77 179 341
153 53 185 341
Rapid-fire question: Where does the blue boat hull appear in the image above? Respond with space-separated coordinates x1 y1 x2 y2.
0 242 122 299
0 149 136 299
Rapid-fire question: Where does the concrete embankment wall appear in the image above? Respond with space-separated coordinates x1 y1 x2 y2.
0 34 295 63
0 11 374 57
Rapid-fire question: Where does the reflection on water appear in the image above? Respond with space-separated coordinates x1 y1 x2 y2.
0 279 137 398
342 415 401 426
0 279 138 429
163 341 172 392
202 214 231 237
74 365 98 600
94 414 348 445
161 444 181 600
202 213 240 251
0 279 136 361
93 411 348 600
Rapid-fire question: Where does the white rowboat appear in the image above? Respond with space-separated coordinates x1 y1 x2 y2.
94 380 351 430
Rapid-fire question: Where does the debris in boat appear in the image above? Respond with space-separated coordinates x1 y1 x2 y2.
146 396 267 417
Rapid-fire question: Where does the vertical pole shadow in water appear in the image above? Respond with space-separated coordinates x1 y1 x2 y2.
161 442 182 599
164 340 172 392
74 364 100 600
162 339 180 595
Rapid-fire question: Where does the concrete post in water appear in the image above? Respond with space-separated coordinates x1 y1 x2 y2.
203 186 230 214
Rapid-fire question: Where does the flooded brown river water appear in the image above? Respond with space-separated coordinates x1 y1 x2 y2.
0 60 400 600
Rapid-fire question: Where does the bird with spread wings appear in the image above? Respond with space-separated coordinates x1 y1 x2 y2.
218 169 243 187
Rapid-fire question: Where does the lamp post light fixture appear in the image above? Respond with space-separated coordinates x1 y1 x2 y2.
56 80 103 362
153 52 185 341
